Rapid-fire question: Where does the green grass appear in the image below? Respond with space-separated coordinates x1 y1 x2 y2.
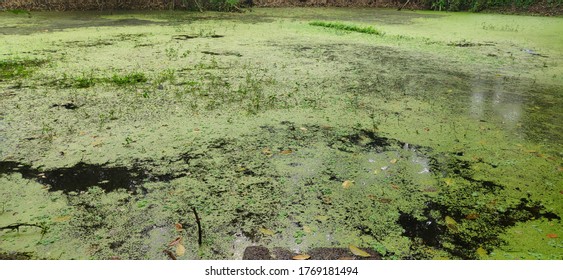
6 9 31 17
309 21 384 35
74 74 97 88
109 72 147 86
48 71 149 89
0 58 47 80
51 72 148 88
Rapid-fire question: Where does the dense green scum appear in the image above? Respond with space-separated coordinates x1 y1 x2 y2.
0 8 561 260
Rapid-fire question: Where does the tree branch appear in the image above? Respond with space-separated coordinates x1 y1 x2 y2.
192 207 202 247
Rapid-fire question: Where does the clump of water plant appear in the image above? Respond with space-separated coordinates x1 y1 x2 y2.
52 72 147 88
309 21 384 36
0 58 47 81
165 46 179 60
108 72 147 86
73 73 97 88
154 69 176 85
6 9 31 17
197 27 218 38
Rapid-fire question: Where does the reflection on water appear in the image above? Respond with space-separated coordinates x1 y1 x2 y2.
464 76 562 148
469 76 523 132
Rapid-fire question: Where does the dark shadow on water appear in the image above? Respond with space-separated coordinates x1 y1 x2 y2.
465 76 563 147
0 160 182 193
398 163 561 259
35 163 142 193
398 211 442 248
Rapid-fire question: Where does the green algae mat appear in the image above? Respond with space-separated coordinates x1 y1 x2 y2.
0 8 561 260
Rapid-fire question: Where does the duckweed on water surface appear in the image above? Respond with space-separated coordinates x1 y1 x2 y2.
0 8 561 260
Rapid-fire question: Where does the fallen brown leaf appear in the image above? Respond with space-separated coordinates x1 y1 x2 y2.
342 180 354 189
292 254 311 260
476 247 487 258
53 216 71 222
465 213 479 220
175 223 183 231
91 139 103 147
445 216 459 232
163 249 176 260
176 244 186 256
259 227 275 236
280 149 293 155
168 236 182 247
262 147 272 156
349 245 371 257
378 198 392 204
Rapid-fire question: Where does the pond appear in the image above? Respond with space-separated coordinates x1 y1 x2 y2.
0 8 561 260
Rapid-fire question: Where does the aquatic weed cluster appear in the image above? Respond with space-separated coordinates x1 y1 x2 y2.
309 21 384 35
0 58 47 81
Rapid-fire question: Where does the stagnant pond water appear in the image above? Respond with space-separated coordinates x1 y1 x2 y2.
0 8 561 260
